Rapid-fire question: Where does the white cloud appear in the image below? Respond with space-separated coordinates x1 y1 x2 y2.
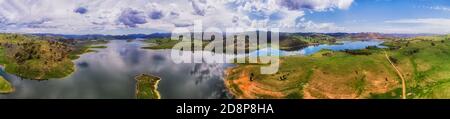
0 0 354 34
278 0 354 11
421 5 450 12
297 21 345 32
383 18 450 34
385 18 450 26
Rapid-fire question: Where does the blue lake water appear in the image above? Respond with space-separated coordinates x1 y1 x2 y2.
0 40 232 99
0 40 384 99
252 40 385 56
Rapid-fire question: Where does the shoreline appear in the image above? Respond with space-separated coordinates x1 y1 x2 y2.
135 74 162 99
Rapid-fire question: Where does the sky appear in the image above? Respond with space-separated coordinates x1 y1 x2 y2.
0 0 449 35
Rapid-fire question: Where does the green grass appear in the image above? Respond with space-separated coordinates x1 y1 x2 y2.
135 74 161 99
69 46 90 60
377 36 450 98
0 76 13 93
4 59 75 80
229 83 244 96
0 48 8 64
422 81 450 98
226 35 450 99
279 34 337 50
88 45 107 49
68 44 105 60
142 38 211 50
353 75 366 96
0 34 100 80
142 38 181 49
227 50 398 98
369 88 402 99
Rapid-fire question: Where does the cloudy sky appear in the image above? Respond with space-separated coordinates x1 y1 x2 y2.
0 0 449 35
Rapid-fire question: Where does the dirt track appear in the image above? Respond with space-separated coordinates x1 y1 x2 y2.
384 51 406 99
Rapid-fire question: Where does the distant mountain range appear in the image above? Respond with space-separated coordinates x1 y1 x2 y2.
31 32 437 40
32 33 172 40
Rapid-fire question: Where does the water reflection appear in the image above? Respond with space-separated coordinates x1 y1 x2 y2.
0 40 232 99
77 62 89 68
283 40 386 56
252 40 385 56
0 39 383 99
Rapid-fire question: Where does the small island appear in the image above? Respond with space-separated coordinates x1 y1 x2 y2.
0 76 13 94
135 74 161 99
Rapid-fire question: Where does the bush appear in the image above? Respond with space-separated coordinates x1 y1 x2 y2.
402 48 420 56
366 46 378 50
344 49 372 55
389 56 398 64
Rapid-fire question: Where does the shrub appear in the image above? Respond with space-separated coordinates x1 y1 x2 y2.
402 48 420 56
344 49 372 55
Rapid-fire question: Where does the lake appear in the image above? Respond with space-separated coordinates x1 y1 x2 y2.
253 40 386 56
0 39 384 99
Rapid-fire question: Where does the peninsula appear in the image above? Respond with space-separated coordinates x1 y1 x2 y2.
135 74 161 99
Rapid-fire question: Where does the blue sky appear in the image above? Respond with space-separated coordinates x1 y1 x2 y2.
307 0 450 33
0 0 449 35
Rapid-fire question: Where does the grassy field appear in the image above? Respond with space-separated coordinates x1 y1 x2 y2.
279 34 337 50
4 59 75 80
384 35 450 98
0 76 13 94
0 34 72 79
143 34 336 51
0 34 108 94
135 74 161 99
142 38 181 49
226 49 399 99
0 34 107 80
225 35 450 99
88 45 107 49
68 40 109 59
68 46 98 60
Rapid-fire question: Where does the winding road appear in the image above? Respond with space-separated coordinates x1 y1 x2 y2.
384 51 406 99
